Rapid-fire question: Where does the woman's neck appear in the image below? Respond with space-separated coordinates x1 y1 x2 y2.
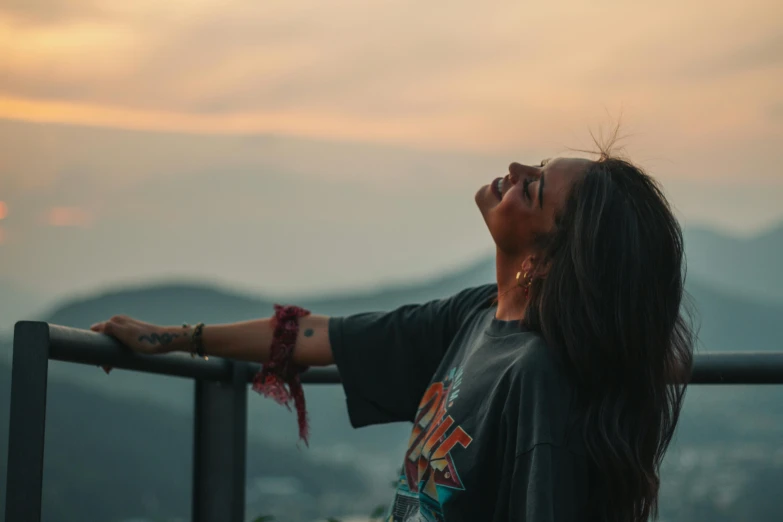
494 249 529 321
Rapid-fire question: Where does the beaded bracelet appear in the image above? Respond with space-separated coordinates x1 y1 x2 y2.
182 323 194 357
190 322 207 360
182 322 207 360
252 304 311 446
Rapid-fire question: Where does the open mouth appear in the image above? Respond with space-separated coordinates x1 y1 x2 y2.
491 177 504 200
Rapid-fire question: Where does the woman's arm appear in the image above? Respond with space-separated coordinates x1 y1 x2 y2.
198 315 333 366
90 314 335 367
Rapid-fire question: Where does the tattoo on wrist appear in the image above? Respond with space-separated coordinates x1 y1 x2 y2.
304 328 314 337
138 332 179 345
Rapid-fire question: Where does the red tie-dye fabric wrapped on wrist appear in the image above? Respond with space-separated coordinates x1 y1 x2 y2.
252 304 311 446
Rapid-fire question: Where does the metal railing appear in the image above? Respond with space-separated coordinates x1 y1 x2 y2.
5 320 783 522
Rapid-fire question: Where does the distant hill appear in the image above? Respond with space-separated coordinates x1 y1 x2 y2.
34 251 783 354
685 224 783 303
0 279 47 334
2 220 781 335
2 254 783 521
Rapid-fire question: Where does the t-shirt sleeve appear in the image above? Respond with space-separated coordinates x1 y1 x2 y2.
329 284 496 428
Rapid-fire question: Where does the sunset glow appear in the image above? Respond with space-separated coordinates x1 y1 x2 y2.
0 201 7 220
46 207 94 228
0 1 779 154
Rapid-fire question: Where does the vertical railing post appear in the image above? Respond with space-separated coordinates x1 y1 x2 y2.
192 361 248 522
5 322 50 522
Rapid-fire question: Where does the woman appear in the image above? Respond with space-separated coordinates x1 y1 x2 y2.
91 149 694 522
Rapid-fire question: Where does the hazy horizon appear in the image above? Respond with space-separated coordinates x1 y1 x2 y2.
2 117 783 307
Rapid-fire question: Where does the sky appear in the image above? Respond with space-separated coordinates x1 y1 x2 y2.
0 0 782 315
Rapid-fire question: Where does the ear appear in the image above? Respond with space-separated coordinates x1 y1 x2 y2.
520 256 536 274
521 255 550 278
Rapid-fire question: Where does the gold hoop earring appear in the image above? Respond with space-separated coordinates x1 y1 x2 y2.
516 270 533 296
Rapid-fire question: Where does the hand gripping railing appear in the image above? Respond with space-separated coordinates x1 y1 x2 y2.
5 321 783 522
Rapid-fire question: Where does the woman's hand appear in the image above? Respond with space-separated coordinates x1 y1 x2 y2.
90 315 187 371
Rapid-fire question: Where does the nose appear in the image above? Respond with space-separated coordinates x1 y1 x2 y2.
508 162 523 184
508 162 541 183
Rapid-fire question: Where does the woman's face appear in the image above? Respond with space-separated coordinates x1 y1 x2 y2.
475 157 591 256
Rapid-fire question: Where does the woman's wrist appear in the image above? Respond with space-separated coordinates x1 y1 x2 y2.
160 324 194 353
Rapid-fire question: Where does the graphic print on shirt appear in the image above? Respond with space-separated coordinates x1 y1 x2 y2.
388 365 474 522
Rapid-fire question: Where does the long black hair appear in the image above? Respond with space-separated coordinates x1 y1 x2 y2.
524 152 695 522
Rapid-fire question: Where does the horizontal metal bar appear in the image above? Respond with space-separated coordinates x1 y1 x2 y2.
37 322 783 385
46 323 233 381
43 322 341 384
691 352 783 384
300 355 783 385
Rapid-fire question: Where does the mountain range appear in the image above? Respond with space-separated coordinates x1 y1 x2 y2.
1 224 783 521
684 224 783 303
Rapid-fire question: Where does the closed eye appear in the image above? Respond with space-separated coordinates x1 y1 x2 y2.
522 178 533 200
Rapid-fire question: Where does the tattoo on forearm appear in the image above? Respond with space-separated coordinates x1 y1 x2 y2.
304 328 314 338
138 333 179 345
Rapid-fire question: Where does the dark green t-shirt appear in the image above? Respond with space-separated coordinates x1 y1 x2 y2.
329 284 591 521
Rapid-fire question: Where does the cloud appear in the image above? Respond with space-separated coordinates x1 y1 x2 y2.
1 0 102 24
0 0 781 153
677 33 783 80
766 101 783 122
